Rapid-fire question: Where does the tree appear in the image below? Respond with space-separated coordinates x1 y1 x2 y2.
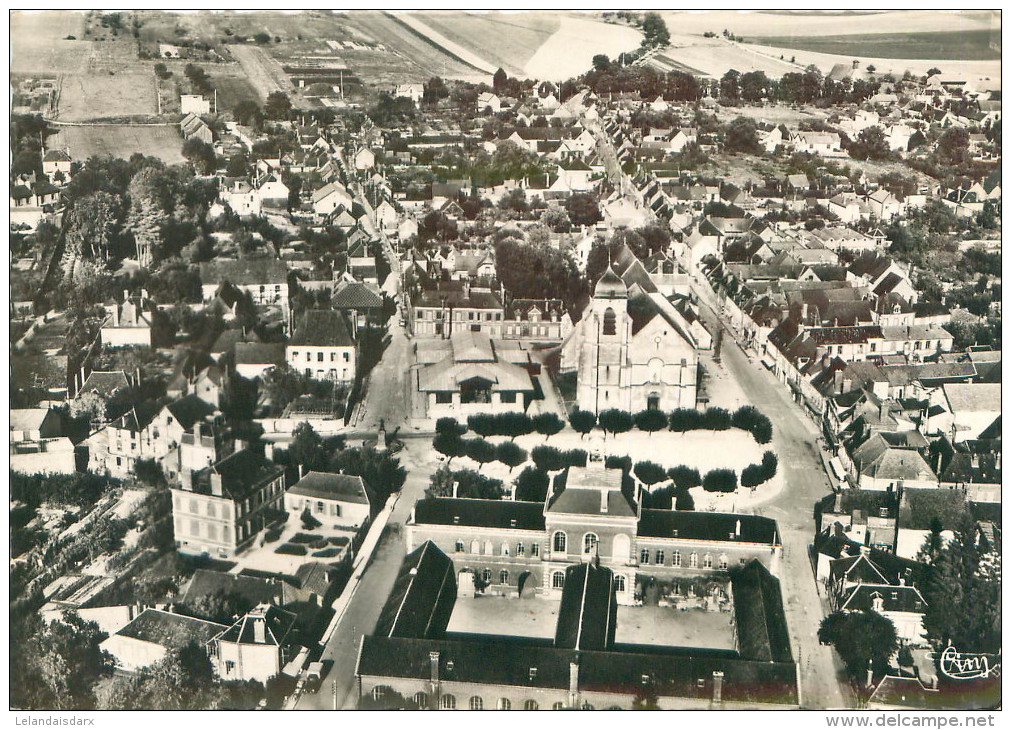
182 138 218 175
433 432 465 463
532 412 565 439
569 409 596 439
702 468 737 493
849 126 891 161
818 610 898 681
700 407 732 430
154 62 170 79
640 12 670 48
740 70 770 102
496 412 534 440
564 192 601 226
427 465 504 499
134 458 165 487
674 487 695 511
668 465 702 490
634 408 668 435
592 54 610 71
724 116 761 154
66 192 124 260
740 463 766 489
920 514 1001 655
634 460 667 487
289 421 327 472
531 445 567 472
263 91 292 120
598 409 633 438
495 441 527 473
253 31 270 44
466 413 497 438
436 417 467 437
720 69 741 102
514 466 550 502
669 407 703 432
233 100 263 127
492 67 508 93
225 153 249 178
15 613 115 709
751 415 773 444
69 389 107 426
465 438 497 471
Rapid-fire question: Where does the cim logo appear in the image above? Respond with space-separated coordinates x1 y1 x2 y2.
939 646 1002 680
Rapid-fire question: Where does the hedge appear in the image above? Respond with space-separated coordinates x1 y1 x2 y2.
702 468 737 493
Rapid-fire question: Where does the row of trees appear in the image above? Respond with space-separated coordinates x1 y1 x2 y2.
436 413 566 440
566 405 773 444
432 433 528 473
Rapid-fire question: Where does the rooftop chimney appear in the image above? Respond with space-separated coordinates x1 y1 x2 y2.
180 468 194 492
210 471 223 497
429 651 440 685
834 491 843 513
569 661 580 704
253 616 266 644
600 490 609 514
712 670 724 704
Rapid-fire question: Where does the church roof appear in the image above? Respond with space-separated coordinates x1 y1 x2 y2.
593 265 627 299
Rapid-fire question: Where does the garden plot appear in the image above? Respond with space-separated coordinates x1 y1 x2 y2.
52 125 184 164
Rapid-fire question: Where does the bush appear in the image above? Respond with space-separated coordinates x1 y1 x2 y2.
467 414 497 438
633 460 668 486
312 547 342 558
751 415 773 444
569 409 596 438
674 486 695 511
599 408 634 437
275 543 307 555
605 455 632 473
634 408 668 435
761 450 778 477
496 412 534 439
465 437 497 469
300 507 321 530
436 417 467 436
264 527 282 543
740 463 765 489
531 445 566 472
495 441 527 472
702 469 737 493
667 465 702 490
532 412 565 439
565 449 588 467
669 407 703 432
433 432 465 461
700 407 732 430
514 466 550 502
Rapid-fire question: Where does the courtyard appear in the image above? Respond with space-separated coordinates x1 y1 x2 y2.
445 593 735 650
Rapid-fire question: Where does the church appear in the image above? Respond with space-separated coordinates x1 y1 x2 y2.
560 259 700 414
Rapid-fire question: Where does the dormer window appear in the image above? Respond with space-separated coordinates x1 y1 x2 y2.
529 668 538 681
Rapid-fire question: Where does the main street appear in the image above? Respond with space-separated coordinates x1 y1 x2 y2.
695 295 852 709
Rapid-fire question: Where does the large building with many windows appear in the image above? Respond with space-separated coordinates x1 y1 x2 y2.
405 465 782 605
355 542 798 710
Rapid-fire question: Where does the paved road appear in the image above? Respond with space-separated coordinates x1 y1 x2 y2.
695 295 853 709
295 440 432 710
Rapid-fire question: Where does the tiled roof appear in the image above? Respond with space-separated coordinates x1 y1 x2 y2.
289 471 370 504
115 608 226 648
731 561 792 663
213 604 296 646
290 309 353 347
554 562 617 651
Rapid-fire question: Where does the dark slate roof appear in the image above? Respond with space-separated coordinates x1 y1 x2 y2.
546 467 636 518
116 609 227 648
214 604 296 646
234 342 286 366
554 562 617 652
357 635 798 706
180 569 283 607
331 281 383 310
288 471 370 504
730 561 792 663
413 497 546 531
373 541 457 640
79 370 130 398
841 583 926 613
289 309 353 347
166 394 216 431
191 448 284 500
638 510 780 546
898 487 968 531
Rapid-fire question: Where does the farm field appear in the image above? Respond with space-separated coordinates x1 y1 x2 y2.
649 35 797 80
344 11 488 83
10 11 89 74
51 125 185 164
656 9 994 38
524 15 641 79
227 44 290 100
208 70 262 111
415 11 562 77
58 72 158 121
753 29 1000 61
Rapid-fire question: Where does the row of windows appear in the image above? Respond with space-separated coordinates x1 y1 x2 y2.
418 309 503 322
639 549 729 570
182 497 232 521
185 518 233 544
551 532 599 555
290 350 352 363
290 498 341 518
454 540 541 558
377 688 543 711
